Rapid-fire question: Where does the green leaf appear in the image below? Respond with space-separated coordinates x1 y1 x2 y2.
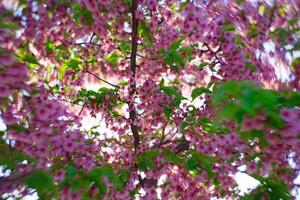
179 0 189 11
190 151 216 178
136 150 159 171
95 179 106 196
70 179 82 192
243 175 292 200
161 48 185 73
77 87 118 107
211 80 240 105
72 3 94 26
161 86 177 96
0 21 19 29
258 5 266 14
198 118 214 133
292 42 300 51
284 92 300 107
64 165 78 178
291 57 300 69
170 64 179 73
86 165 130 191
185 158 198 170
118 81 129 86
180 121 189 130
288 17 298 26
164 106 172 120
266 111 284 129
180 46 194 57
170 36 183 50
211 80 287 132
197 117 228 134
118 169 130 186
273 28 289 39
98 166 119 188
223 24 236 32
160 85 186 107
105 53 120 66
138 23 153 47
216 102 240 122
247 25 258 39
266 179 291 200
25 171 53 193
191 87 210 100
67 58 82 70
163 148 185 164
171 3 177 12
290 28 300 34
129 188 139 198
0 141 33 170
122 0 132 6
58 64 68 80
45 40 55 52
120 41 131 53
197 62 209 70
245 62 257 72
18 0 27 6
22 54 39 65
159 78 165 88
235 35 245 47
240 192 263 200
51 84 60 94
240 130 264 141
7 124 28 132
111 111 120 119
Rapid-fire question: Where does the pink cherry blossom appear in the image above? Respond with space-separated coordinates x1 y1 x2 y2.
0 0 300 199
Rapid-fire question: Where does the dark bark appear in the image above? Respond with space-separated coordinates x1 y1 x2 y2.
129 0 140 150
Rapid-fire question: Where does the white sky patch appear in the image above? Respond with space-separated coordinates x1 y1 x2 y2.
234 172 261 195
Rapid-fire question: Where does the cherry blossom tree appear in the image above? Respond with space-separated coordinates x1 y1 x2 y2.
0 0 300 199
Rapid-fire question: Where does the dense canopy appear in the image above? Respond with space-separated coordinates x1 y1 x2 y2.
1 0 300 199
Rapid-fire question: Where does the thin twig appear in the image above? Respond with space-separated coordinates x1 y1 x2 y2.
75 42 102 47
85 70 120 88
89 32 96 43
158 121 168 147
78 104 85 116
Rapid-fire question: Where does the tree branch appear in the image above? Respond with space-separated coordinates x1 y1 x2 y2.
129 0 140 150
0 169 39 186
85 70 120 88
